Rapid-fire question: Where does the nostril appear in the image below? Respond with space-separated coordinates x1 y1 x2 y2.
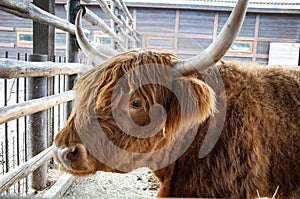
65 147 79 162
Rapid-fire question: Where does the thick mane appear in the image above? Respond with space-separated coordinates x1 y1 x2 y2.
67 49 215 171
73 49 178 112
70 50 181 154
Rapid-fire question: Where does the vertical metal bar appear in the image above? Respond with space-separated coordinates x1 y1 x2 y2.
1 142 4 175
4 51 9 174
58 75 61 130
4 80 8 173
16 53 21 195
24 78 28 165
50 76 55 142
12 138 15 168
58 56 62 130
16 78 20 166
27 54 48 191
47 55 55 148
47 54 55 165
24 53 28 194
65 0 80 121
16 53 20 167
12 137 16 195
62 57 66 127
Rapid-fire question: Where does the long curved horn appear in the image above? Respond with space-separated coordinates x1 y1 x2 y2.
172 0 249 76
75 9 117 64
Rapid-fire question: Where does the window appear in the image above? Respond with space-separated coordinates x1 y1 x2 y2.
17 32 33 44
94 34 111 45
229 41 253 53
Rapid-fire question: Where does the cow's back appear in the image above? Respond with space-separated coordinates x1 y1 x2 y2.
158 62 300 198
220 63 300 198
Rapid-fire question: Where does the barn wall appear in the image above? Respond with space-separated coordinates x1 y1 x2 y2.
0 3 299 65
0 11 32 60
134 7 300 64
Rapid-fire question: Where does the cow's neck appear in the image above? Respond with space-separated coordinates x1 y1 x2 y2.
152 120 211 197
152 162 176 197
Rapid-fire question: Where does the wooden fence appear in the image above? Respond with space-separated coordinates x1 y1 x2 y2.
0 53 81 196
0 0 138 197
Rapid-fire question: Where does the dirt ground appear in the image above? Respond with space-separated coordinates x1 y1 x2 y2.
63 168 160 198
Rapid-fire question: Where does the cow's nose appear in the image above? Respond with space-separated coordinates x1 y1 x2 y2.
53 145 80 169
65 146 79 162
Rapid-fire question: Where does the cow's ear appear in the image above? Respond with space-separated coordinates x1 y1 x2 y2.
166 77 216 132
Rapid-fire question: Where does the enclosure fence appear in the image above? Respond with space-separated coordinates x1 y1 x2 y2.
0 0 138 197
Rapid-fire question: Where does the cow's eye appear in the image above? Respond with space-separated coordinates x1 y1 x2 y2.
130 99 142 109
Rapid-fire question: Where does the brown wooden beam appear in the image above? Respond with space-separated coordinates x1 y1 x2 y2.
257 37 296 42
213 12 219 41
174 10 180 53
252 14 260 62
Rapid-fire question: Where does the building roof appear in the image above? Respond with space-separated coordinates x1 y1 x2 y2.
55 0 300 13
124 0 300 10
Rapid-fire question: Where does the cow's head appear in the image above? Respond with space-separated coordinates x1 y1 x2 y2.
53 0 248 175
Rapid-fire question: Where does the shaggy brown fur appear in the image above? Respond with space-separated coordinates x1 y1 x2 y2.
54 50 300 198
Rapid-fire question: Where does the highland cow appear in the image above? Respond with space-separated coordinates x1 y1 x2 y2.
53 0 300 198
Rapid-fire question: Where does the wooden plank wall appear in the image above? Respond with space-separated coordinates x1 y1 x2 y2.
0 11 32 59
0 4 299 65
134 7 300 65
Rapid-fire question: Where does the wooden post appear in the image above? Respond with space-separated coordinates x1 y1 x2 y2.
27 54 48 191
33 0 55 160
30 0 55 190
33 0 55 57
65 0 80 120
